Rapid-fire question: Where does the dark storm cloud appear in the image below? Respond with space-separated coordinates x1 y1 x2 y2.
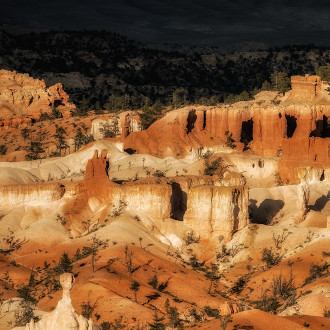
1 0 330 45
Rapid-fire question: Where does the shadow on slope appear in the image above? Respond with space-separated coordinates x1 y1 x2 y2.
308 191 330 211
249 199 284 224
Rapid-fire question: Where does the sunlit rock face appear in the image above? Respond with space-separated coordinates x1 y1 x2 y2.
184 185 249 241
79 151 250 241
0 69 74 129
12 273 99 330
124 183 172 219
122 76 329 185
0 183 65 208
290 75 322 102
90 111 141 140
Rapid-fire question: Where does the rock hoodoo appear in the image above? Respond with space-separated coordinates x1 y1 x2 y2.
85 150 109 180
13 273 98 330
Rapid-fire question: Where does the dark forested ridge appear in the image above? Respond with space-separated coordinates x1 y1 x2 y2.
1 30 329 109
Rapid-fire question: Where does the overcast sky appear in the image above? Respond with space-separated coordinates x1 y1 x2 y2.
1 0 330 46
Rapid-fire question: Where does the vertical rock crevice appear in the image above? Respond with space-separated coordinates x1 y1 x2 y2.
186 110 197 134
202 110 207 130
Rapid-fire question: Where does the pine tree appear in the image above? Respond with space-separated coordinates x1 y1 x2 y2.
224 131 236 149
172 88 188 109
53 125 67 156
130 281 140 302
0 144 7 155
261 80 271 91
56 252 72 274
205 263 221 294
75 98 89 116
28 272 36 287
148 312 166 330
317 64 330 81
270 72 291 94
165 299 181 329
25 140 45 160
94 101 103 114
148 273 158 289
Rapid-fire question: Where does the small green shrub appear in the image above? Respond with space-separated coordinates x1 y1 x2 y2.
183 231 200 246
0 144 7 155
254 295 281 314
304 261 329 285
261 248 282 268
153 170 165 177
203 306 219 318
323 307 330 317
231 275 249 294
148 273 158 289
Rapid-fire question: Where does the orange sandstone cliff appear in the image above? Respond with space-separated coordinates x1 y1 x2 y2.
122 75 330 184
75 150 249 241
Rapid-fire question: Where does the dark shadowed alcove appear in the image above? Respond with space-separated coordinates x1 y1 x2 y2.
170 182 187 220
310 115 330 138
186 110 197 134
285 114 297 138
240 119 253 144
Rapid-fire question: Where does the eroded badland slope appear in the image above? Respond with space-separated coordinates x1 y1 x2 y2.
0 71 329 329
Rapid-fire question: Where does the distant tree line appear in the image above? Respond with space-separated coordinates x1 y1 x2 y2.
317 64 330 81
224 71 291 103
1 30 330 128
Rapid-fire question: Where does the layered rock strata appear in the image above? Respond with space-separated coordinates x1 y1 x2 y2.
0 182 65 208
123 76 330 184
81 150 249 240
0 70 75 128
184 185 249 240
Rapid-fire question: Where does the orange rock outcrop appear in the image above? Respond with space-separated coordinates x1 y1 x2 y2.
0 69 75 129
85 150 109 180
290 74 321 101
79 151 249 240
123 76 330 184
